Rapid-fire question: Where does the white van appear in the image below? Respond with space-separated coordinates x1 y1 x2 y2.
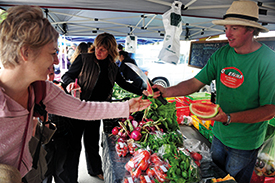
139 59 212 92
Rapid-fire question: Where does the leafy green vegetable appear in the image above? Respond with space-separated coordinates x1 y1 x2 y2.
163 147 201 183
112 83 138 100
140 132 183 152
143 96 179 132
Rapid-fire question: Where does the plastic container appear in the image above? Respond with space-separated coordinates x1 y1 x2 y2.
71 88 81 99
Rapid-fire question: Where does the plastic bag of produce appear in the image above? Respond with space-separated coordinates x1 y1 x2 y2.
162 145 201 182
128 141 140 155
255 135 275 177
265 122 275 141
125 149 151 178
115 141 129 157
122 173 156 183
183 139 212 163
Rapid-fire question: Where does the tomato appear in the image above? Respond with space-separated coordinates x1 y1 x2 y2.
195 160 201 167
191 152 202 161
123 178 129 183
160 173 167 179
128 143 138 155
139 175 145 180
146 168 155 178
138 159 148 171
125 162 132 172
140 150 151 161
150 153 162 164
122 151 128 157
131 167 141 178
116 142 128 157
154 165 163 174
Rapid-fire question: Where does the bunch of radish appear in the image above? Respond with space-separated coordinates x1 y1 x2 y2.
111 115 164 142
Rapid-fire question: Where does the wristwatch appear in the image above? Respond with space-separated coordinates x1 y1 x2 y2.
223 114 231 126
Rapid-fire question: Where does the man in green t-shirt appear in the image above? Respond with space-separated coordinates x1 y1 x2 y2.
150 1 275 183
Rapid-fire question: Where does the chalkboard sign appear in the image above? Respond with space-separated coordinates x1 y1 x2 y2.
188 38 275 69
188 40 228 69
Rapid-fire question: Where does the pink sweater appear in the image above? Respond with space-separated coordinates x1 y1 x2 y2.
0 81 130 177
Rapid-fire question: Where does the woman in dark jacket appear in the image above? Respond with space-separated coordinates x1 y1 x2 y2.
61 32 142 182
118 50 144 90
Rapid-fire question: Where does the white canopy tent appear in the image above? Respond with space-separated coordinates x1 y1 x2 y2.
0 0 274 40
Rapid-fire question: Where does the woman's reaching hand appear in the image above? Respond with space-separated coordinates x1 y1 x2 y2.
128 96 151 113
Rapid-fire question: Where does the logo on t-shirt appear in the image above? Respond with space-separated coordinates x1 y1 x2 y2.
220 67 244 88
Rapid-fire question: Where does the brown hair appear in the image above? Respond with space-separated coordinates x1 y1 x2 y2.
0 5 59 68
246 26 260 36
92 32 118 63
70 42 89 64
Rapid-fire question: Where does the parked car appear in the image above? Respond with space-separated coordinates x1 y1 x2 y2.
139 59 212 92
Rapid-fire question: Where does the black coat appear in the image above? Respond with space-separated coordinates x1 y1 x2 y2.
62 53 143 101
119 57 145 90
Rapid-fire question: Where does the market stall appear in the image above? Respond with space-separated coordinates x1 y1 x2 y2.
101 90 238 183
102 125 228 183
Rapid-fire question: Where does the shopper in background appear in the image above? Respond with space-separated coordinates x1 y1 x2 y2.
0 5 151 181
116 44 124 66
58 47 71 70
150 1 275 183
67 43 77 62
118 50 144 90
62 32 144 181
87 42 93 49
70 42 88 64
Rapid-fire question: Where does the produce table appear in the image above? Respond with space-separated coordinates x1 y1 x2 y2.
102 125 228 183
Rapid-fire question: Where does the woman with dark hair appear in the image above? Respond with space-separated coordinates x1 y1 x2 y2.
62 32 143 181
118 50 144 90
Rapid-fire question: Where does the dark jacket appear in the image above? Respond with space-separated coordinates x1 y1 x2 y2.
120 57 137 79
62 53 142 101
119 57 144 90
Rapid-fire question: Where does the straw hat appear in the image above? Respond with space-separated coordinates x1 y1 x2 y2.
212 1 269 32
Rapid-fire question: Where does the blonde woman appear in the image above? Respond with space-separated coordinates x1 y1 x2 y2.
0 6 150 181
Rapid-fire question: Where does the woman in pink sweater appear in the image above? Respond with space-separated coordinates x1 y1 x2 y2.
0 5 150 178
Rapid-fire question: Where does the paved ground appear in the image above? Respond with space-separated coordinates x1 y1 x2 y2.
54 121 104 183
77 146 104 183
77 121 104 183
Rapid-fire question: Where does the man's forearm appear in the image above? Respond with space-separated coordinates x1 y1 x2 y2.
165 78 205 97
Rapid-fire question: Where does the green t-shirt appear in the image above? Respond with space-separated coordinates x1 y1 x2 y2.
195 44 275 150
